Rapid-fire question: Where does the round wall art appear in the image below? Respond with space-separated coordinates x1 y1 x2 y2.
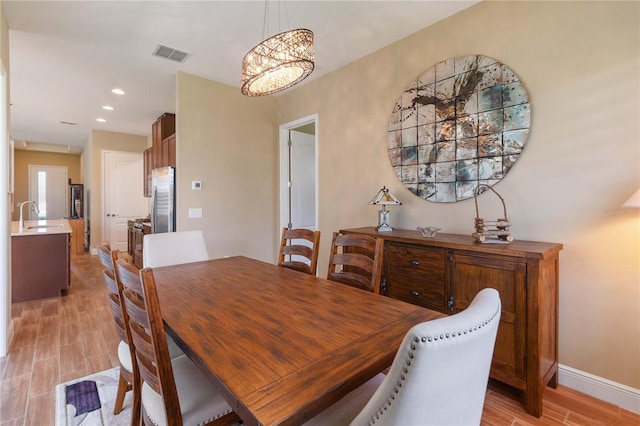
387 55 530 202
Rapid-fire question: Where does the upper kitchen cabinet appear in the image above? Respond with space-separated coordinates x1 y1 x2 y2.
145 112 176 196
143 147 153 197
160 133 176 168
152 112 175 169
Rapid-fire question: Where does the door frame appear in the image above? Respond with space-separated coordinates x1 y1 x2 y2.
279 114 318 232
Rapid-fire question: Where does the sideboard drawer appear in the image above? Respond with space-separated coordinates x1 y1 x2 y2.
386 243 447 312
387 243 446 280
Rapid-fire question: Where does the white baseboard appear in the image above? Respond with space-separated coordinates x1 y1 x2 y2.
558 364 640 414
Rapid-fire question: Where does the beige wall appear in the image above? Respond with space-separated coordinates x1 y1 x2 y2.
11 150 81 221
277 1 640 389
86 129 147 250
175 72 278 262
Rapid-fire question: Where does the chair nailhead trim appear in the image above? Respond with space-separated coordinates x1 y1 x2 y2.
365 305 500 425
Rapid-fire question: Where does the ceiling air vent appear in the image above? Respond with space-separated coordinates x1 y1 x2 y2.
152 44 190 63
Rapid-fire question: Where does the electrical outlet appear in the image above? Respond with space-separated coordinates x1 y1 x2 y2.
188 208 202 218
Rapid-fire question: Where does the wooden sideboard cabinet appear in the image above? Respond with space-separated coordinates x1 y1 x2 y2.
341 227 562 417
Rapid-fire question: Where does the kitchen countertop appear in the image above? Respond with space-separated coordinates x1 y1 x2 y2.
11 219 73 237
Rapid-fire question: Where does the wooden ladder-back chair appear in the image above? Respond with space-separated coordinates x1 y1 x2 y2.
278 227 321 275
326 232 384 293
116 259 240 426
97 243 141 424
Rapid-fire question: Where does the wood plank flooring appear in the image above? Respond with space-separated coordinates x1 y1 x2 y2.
1 252 638 426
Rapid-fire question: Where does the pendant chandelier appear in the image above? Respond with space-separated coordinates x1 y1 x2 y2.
241 2 314 96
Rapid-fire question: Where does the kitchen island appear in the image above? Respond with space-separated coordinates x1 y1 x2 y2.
11 219 71 303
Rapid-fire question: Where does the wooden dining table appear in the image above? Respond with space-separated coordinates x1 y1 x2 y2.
152 256 442 426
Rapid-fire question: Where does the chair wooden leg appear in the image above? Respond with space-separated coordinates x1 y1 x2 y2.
113 372 129 414
131 374 142 426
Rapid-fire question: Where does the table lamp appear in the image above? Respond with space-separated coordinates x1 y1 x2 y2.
623 188 640 208
369 186 402 232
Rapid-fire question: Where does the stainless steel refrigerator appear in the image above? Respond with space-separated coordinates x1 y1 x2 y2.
151 166 175 233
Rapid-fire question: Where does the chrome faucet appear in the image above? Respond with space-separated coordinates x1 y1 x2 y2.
19 201 39 232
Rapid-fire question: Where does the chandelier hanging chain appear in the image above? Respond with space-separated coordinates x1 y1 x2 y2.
261 0 292 41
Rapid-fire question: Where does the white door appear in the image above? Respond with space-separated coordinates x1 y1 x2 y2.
279 116 317 233
103 151 148 251
28 165 68 219
290 130 316 229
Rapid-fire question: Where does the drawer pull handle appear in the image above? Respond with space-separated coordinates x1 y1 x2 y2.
410 260 420 265
410 290 420 297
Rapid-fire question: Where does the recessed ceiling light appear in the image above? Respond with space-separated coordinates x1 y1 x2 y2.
96 118 106 123
111 88 125 95
102 105 114 111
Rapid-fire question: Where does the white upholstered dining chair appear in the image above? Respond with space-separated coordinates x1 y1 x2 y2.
143 230 209 268
304 288 501 426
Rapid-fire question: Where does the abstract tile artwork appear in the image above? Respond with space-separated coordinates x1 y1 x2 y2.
387 55 530 202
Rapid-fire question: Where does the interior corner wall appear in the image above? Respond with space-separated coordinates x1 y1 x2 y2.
175 72 278 262
277 1 640 390
87 129 147 251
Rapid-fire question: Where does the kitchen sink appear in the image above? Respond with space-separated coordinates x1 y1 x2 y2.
27 225 64 229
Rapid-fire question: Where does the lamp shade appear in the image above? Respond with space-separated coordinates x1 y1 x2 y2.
241 28 314 96
369 186 402 206
623 188 640 208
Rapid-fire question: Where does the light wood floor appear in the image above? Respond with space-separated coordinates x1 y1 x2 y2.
1 252 638 426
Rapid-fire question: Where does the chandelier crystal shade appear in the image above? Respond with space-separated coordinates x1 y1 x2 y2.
241 28 314 96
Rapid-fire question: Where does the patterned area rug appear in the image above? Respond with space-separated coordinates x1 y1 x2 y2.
55 367 132 426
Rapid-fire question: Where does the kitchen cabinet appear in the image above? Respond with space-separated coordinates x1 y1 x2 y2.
160 133 176 168
128 220 152 269
68 218 85 255
127 221 136 259
152 112 175 169
340 227 562 418
145 112 176 196
11 220 71 303
143 147 153 197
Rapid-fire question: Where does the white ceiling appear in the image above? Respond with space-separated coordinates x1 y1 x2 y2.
3 1 478 154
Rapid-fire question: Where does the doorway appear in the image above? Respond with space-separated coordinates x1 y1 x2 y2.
28 165 68 220
102 150 148 251
279 114 318 233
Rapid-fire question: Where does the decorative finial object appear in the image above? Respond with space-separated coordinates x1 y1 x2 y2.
472 185 513 244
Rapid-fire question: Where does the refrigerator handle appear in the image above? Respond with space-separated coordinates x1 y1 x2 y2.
151 186 157 233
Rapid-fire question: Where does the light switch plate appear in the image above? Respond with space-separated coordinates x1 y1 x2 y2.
188 208 202 218
192 181 202 190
